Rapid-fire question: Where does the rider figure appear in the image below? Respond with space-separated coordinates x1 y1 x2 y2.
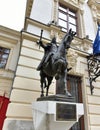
44 37 57 64
37 37 57 71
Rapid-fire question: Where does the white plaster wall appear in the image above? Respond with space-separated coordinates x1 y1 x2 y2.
27 24 50 39
83 1 95 41
30 0 53 24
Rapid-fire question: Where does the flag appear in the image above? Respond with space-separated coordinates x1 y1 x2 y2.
93 25 100 54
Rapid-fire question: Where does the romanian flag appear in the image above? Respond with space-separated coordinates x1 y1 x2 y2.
93 25 100 55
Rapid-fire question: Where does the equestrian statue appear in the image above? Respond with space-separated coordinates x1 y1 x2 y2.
37 29 76 97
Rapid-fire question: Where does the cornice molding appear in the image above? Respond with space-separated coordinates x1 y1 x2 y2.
59 0 79 9
25 0 33 18
0 26 20 44
0 25 20 37
0 35 18 45
21 31 50 44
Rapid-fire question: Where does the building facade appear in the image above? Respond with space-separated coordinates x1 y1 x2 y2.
1 0 100 130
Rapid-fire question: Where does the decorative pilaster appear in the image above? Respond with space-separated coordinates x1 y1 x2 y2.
78 0 86 38
78 9 86 38
52 0 59 26
88 0 98 33
82 38 92 52
67 49 78 74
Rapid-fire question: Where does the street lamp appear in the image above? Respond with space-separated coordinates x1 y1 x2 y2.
87 25 100 94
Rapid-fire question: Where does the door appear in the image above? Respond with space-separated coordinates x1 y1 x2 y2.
56 74 84 130
67 75 84 130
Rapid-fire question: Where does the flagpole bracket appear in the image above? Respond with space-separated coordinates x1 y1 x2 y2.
87 54 100 94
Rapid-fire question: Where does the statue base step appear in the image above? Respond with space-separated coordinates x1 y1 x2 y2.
37 94 74 102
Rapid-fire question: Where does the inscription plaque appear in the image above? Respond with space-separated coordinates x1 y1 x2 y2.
56 103 76 121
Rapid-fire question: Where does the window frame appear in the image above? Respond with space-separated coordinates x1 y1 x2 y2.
58 3 78 34
0 47 10 69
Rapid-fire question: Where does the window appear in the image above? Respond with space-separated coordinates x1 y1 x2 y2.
58 4 77 33
0 47 10 68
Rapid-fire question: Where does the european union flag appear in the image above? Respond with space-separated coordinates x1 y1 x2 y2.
93 25 100 55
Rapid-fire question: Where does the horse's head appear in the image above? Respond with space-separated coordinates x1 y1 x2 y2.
63 29 76 49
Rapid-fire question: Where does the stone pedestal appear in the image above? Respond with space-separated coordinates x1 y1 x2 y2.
32 101 84 130
37 94 74 102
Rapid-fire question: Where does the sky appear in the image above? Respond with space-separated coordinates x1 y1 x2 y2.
0 0 27 31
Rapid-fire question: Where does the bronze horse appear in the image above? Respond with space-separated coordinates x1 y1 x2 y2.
37 29 76 97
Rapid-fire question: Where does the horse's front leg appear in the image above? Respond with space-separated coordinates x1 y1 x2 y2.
40 71 45 97
46 77 53 96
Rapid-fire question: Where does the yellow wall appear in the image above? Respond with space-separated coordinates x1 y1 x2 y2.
0 26 20 98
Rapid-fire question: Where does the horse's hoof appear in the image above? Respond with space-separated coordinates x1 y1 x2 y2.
41 94 44 97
